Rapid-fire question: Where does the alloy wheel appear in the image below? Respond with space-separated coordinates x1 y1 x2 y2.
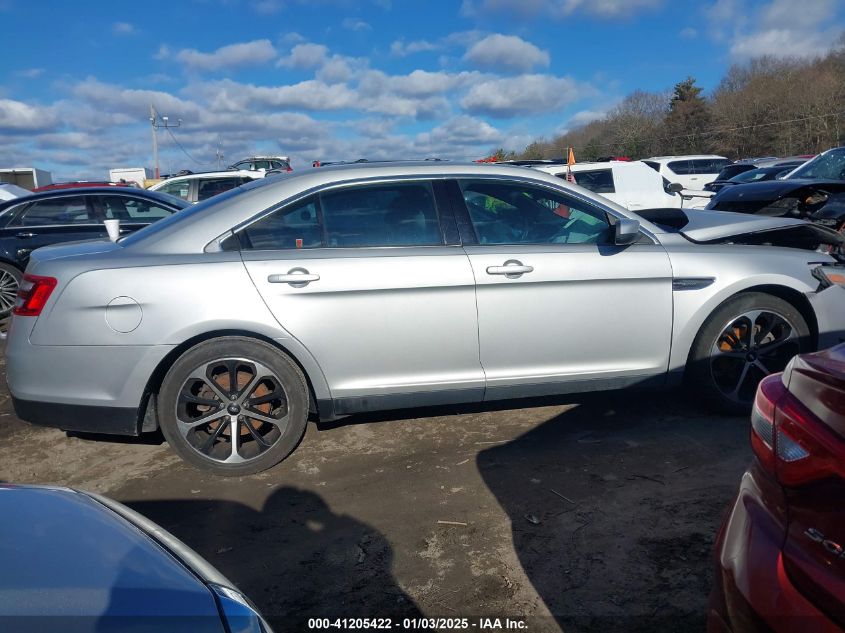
175 357 290 465
709 309 800 404
0 268 19 338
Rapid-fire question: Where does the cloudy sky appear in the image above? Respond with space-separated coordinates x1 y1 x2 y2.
1 0 843 179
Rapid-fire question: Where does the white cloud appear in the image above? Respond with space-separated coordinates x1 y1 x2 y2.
112 22 135 35
679 27 697 39
422 115 502 145
463 34 549 72
251 0 282 14
461 0 663 19
708 0 842 59
174 39 277 71
0 99 58 133
16 68 44 79
277 43 329 69
567 109 607 126
461 74 588 117
342 17 372 31
390 39 440 56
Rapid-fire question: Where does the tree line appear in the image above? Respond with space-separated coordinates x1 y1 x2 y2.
501 40 845 162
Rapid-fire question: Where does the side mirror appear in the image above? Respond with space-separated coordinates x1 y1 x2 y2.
668 182 684 194
614 218 640 246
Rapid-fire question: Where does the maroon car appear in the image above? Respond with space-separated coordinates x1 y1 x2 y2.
33 181 133 192
709 344 845 631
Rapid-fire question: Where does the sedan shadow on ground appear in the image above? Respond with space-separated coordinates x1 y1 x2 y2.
127 487 422 631
475 389 748 633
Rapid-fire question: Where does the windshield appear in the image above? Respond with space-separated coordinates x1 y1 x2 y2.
787 147 845 180
730 167 782 183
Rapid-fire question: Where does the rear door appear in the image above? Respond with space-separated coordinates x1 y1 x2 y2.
451 177 673 399
238 179 483 410
0 195 105 268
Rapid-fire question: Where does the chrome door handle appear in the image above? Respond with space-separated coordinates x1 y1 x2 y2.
16 232 36 238
486 260 533 277
268 268 320 286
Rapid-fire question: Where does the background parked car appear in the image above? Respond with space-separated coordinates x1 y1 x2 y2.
706 147 845 232
0 187 188 333
643 154 731 190
0 483 272 632
529 160 685 210
228 156 291 172
33 180 135 192
149 170 260 203
705 158 812 193
710 342 845 631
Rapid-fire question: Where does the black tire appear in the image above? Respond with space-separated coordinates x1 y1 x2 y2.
158 336 309 476
686 292 810 415
0 262 22 336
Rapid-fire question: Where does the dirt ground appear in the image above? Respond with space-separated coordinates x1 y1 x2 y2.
0 351 750 633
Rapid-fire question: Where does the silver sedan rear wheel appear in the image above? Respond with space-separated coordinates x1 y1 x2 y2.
159 337 309 475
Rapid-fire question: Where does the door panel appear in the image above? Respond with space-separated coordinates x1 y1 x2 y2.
242 248 483 401
237 180 483 406
453 178 673 397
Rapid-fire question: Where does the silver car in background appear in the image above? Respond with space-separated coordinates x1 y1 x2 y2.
6 162 845 475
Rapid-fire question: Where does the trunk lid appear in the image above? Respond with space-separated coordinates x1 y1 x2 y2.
780 345 845 626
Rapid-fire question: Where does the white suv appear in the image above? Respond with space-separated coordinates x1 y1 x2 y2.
149 170 260 203
643 155 730 190
530 160 694 210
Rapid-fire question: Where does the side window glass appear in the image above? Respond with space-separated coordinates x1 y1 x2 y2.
11 197 92 226
101 196 174 221
158 180 190 201
241 196 322 250
320 182 442 247
458 180 611 246
253 160 271 170
667 160 692 175
197 177 241 201
567 169 615 194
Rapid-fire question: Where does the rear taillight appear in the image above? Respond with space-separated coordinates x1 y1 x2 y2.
751 372 845 486
13 274 57 316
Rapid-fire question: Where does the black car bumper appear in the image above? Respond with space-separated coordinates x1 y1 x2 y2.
12 397 139 435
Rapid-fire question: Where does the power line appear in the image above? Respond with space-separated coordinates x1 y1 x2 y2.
165 125 209 166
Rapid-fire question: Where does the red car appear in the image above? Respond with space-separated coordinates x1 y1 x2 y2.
32 181 133 192
709 344 845 631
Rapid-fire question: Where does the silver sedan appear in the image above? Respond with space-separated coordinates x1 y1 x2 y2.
7 162 845 475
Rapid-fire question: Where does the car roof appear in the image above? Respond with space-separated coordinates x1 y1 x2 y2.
0 186 190 212
155 170 256 182
646 155 728 162
531 160 651 173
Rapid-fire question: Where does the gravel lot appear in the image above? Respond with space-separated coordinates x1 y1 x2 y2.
0 352 749 632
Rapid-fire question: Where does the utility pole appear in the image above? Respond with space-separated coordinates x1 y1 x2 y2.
149 104 182 179
216 137 224 170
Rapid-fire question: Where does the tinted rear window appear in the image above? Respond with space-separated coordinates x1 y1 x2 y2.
567 169 615 194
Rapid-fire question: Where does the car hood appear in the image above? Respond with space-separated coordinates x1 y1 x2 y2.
643 208 809 241
712 178 845 203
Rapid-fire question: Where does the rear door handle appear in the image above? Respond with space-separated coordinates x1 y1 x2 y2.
268 268 320 286
16 232 36 238
486 260 533 277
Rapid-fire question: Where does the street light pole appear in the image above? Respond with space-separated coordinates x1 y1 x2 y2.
149 104 183 179
149 104 159 179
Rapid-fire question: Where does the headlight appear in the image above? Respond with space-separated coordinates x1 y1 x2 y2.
812 265 845 289
759 197 801 216
210 584 274 633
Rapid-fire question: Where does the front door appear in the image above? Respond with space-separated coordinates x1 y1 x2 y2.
451 178 674 399
238 180 483 411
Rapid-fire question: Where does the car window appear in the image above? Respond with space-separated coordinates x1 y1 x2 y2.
197 177 243 201
11 196 93 226
788 148 845 181
667 160 692 175
156 180 190 201
458 180 611 245
643 161 660 172
241 195 322 250
253 160 272 170
232 161 252 170
320 182 442 247
100 196 175 221
567 169 615 194
692 159 728 174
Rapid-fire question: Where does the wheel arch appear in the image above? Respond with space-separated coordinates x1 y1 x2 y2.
137 329 333 433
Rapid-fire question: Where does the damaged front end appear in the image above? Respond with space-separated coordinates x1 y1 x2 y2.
697 223 845 262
